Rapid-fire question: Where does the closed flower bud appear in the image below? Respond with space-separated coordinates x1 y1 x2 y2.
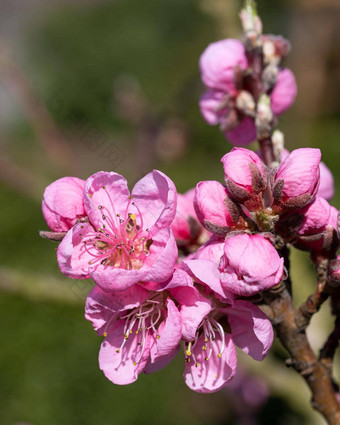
272 148 321 213
219 234 284 296
222 148 266 211
42 177 86 232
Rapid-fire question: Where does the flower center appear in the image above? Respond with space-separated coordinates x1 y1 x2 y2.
83 193 153 271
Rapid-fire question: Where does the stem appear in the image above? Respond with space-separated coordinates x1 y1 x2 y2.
259 136 275 166
263 284 340 424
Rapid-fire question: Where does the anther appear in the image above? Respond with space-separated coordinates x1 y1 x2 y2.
156 335 160 339
195 363 199 368
102 186 106 189
98 205 103 210
129 195 133 199
103 332 107 337
217 353 222 358
116 349 120 353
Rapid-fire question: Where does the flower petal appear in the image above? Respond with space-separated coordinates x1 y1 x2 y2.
131 170 177 235
184 333 237 393
226 300 273 360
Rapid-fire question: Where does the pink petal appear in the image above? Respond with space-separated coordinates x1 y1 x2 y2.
145 299 182 373
42 177 85 232
225 116 257 146
84 171 130 230
57 222 94 279
85 285 149 334
184 333 237 393
318 161 334 201
225 300 273 360
170 285 212 341
276 148 321 200
200 39 248 92
99 321 152 385
270 68 297 115
199 90 227 125
131 170 177 236
194 180 235 228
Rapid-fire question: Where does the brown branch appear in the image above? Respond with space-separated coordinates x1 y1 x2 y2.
263 280 340 425
320 292 340 371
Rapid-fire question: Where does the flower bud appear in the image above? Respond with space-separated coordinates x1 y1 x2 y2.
272 148 321 212
199 39 248 93
222 148 266 211
171 189 206 246
194 180 241 235
42 177 86 232
262 35 291 64
219 234 284 296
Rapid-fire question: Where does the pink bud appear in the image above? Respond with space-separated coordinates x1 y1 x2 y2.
42 177 86 232
222 148 266 210
273 148 321 211
270 69 297 115
194 180 239 234
199 39 248 92
171 189 205 244
219 234 284 296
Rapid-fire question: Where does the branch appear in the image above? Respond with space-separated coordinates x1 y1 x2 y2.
263 280 340 425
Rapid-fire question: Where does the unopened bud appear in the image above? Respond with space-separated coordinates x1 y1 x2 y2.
240 0 262 35
236 91 256 116
256 94 273 139
262 64 279 91
272 130 285 161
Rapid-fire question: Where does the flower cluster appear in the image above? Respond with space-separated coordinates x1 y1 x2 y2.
40 1 340 399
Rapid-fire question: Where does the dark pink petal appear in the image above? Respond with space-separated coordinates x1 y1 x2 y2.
131 170 177 235
194 181 235 228
184 333 237 393
297 197 331 236
42 177 85 231
85 285 149 334
200 39 248 92
225 116 257 146
57 222 94 279
84 171 130 230
270 68 297 115
225 300 273 360
145 299 182 373
99 321 152 385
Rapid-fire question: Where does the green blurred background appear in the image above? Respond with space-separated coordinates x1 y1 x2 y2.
0 0 340 424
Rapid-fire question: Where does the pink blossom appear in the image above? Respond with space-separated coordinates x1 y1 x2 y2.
221 148 266 210
171 189 207 246
270 69 297 115
273 148 321 211
57 170 178 292
181 289 273 393
85 284 182 385
194 180 240 233
220 234 283 296
281 198 339 255
42 177 86 232
199 39 248 93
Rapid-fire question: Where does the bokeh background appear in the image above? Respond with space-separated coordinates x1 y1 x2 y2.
0 0 340 424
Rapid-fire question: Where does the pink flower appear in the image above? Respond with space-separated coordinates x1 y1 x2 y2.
199 39 248 92
199 39 297 145
57 170 178 292
42 177 86 232
220 234 283 296
180 287 273 393
273 148 321 212
85 284 182 385
278 197 339 255
194 180 240 233
171 189 208 246
221 148 266 211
